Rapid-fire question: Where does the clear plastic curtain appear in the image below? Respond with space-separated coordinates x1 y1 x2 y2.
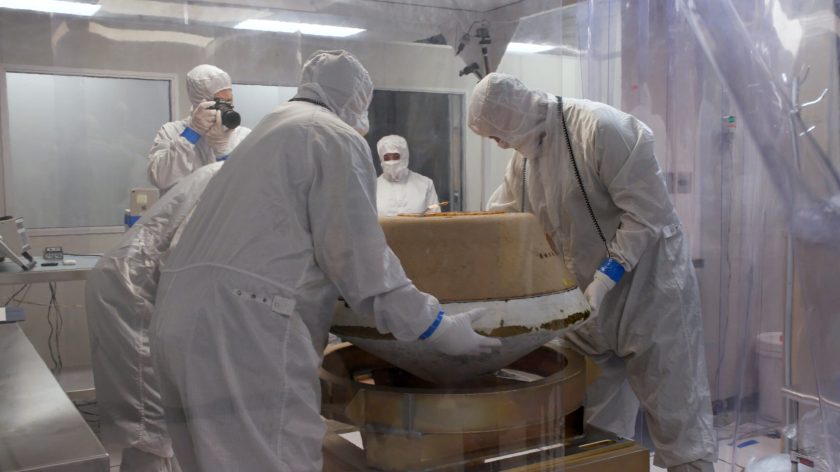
681 1 840 469
22 2 570 470
577 0 840 469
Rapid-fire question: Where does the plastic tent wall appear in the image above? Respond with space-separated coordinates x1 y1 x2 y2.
572 0 840 469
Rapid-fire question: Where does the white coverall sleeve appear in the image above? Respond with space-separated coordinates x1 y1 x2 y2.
222 126 251 157
162 206 197 268
308 128 441 341
147 122 201 192
424 179 441 213
486 154 526 212
596 117 675 272
233 126 251 145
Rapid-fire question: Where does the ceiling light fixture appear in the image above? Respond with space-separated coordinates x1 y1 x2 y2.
88 23 213 48
506 42 556 54
0 0 100 16
234 19 364 38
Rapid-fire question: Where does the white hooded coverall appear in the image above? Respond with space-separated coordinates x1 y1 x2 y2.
85 162 223 472
375 134 440 216
472 73 717 471
150 51 453 472
147 65 250 193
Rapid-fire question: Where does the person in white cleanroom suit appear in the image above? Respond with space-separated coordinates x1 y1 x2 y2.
470 73 716 472
85 161 224 472
147 64 250 192
150 50 500 472
375 134 441 215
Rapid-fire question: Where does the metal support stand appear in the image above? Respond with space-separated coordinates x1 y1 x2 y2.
781 65 828 472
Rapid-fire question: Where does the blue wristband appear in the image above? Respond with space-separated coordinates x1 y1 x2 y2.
216 154 229 162
598 258 625 283
418 310 445 340
180 127 201 144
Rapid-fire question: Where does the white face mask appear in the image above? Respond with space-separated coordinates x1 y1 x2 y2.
493 135 542 159
382 159 409 182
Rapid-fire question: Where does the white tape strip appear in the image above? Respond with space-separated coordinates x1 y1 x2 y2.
271 296 296 317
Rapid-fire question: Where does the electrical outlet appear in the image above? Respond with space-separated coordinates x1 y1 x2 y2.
676 172 692 193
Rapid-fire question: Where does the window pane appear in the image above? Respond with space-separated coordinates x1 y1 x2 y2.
231 84 297 130
365 90 464 211
4 72 170 228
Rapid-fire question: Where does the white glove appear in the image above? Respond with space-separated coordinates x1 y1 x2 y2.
425 308 502 356
583 271 615 314
204 112 233 156
188 100 218 135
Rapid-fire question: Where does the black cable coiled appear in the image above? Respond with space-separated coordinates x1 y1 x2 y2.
557 96 612 259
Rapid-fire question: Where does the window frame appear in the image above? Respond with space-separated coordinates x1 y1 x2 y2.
368 85 466 212
0 64 177 235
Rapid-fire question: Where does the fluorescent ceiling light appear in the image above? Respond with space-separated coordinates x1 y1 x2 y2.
235 19 364 38
88 23 213 48
506 42 556 54
0 0 100 16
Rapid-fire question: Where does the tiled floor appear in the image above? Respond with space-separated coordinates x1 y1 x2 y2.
109 446 121 471
717 432 782 469
649 426 817 472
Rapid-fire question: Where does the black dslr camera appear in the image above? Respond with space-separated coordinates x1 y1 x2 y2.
208 99 241 129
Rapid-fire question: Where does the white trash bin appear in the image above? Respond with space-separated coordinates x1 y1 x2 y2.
757 331 783 422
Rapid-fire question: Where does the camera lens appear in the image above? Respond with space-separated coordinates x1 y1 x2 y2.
221 109 241 129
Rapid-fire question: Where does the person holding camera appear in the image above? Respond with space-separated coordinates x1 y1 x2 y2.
147 64 250 193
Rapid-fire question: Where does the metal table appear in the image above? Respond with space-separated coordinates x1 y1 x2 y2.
0 255 101 401
0 323 109 471
0 256 100 285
